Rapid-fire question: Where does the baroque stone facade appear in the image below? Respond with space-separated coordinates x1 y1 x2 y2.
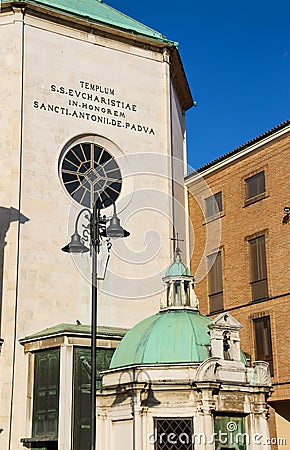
99 310 272 450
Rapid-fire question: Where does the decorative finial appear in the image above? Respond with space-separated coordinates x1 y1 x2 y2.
170 232 184 259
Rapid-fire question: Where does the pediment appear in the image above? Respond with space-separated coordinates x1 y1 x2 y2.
208 312 242 331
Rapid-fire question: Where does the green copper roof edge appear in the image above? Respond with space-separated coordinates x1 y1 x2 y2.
8 0 178 46
19 322 128 343
103 361 201 373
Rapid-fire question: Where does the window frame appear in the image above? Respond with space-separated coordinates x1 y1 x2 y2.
72 346 116 450
205 191 223 219
253 316 274 376
244 171 266 205
214 414 246 450
154 417 194 450
32 348 60 439
248 235 269 302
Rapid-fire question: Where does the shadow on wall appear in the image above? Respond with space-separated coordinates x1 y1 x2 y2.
0 206 29 333
109 369 161 450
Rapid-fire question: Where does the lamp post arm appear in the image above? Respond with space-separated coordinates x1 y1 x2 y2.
73 208 91 234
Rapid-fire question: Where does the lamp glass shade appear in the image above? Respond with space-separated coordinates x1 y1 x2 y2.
106 215 130 239
61 232 90 253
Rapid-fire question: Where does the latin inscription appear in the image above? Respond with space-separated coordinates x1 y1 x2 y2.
33 81 155 135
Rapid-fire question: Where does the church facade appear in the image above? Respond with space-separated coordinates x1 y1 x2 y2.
0 1 273 450
1 1 192 449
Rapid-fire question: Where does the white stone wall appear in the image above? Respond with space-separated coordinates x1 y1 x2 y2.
170 82 188 261
0 9 25 449
0 7 188 448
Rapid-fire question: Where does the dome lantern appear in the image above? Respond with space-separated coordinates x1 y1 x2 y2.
161 235 199 311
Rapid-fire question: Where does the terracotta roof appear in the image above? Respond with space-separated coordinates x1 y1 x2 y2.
186 119 290 177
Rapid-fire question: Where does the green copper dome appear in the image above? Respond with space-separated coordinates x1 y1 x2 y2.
164 255 192 277
110 309 211 368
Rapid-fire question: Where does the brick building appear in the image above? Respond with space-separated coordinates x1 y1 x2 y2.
185 120 290 450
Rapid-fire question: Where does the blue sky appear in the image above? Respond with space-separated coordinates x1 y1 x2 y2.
106 0 290 170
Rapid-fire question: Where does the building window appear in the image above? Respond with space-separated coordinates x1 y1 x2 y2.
205 191 222 218
32 348 60 439
154 418 193 450
248 235 268 301
245 171 265 201
208 251 224 313
72 347 115 450
60 141 122 209
253 316 274 376
214 415 246 450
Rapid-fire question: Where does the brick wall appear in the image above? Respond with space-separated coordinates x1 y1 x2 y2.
187 128 290 447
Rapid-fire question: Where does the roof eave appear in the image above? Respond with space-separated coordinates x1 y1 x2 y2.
4 1 194 112
19 323 128 344
5 0 175 45
170 47 195 112
185 119 290 184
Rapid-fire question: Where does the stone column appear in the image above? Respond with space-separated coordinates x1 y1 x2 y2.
194 391 215 450
58 341 73 450
253 403 271 450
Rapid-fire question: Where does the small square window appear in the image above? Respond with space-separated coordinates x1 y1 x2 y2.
205 191 222 218
245 171 265 201
154 418 193 450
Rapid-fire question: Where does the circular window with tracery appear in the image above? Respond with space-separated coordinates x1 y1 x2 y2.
60 142 122 209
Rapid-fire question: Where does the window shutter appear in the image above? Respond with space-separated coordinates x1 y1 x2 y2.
208 251 224 312
249 236 268 301
32 349 60 438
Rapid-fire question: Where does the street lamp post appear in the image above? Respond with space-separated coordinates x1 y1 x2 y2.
61 201 129 450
